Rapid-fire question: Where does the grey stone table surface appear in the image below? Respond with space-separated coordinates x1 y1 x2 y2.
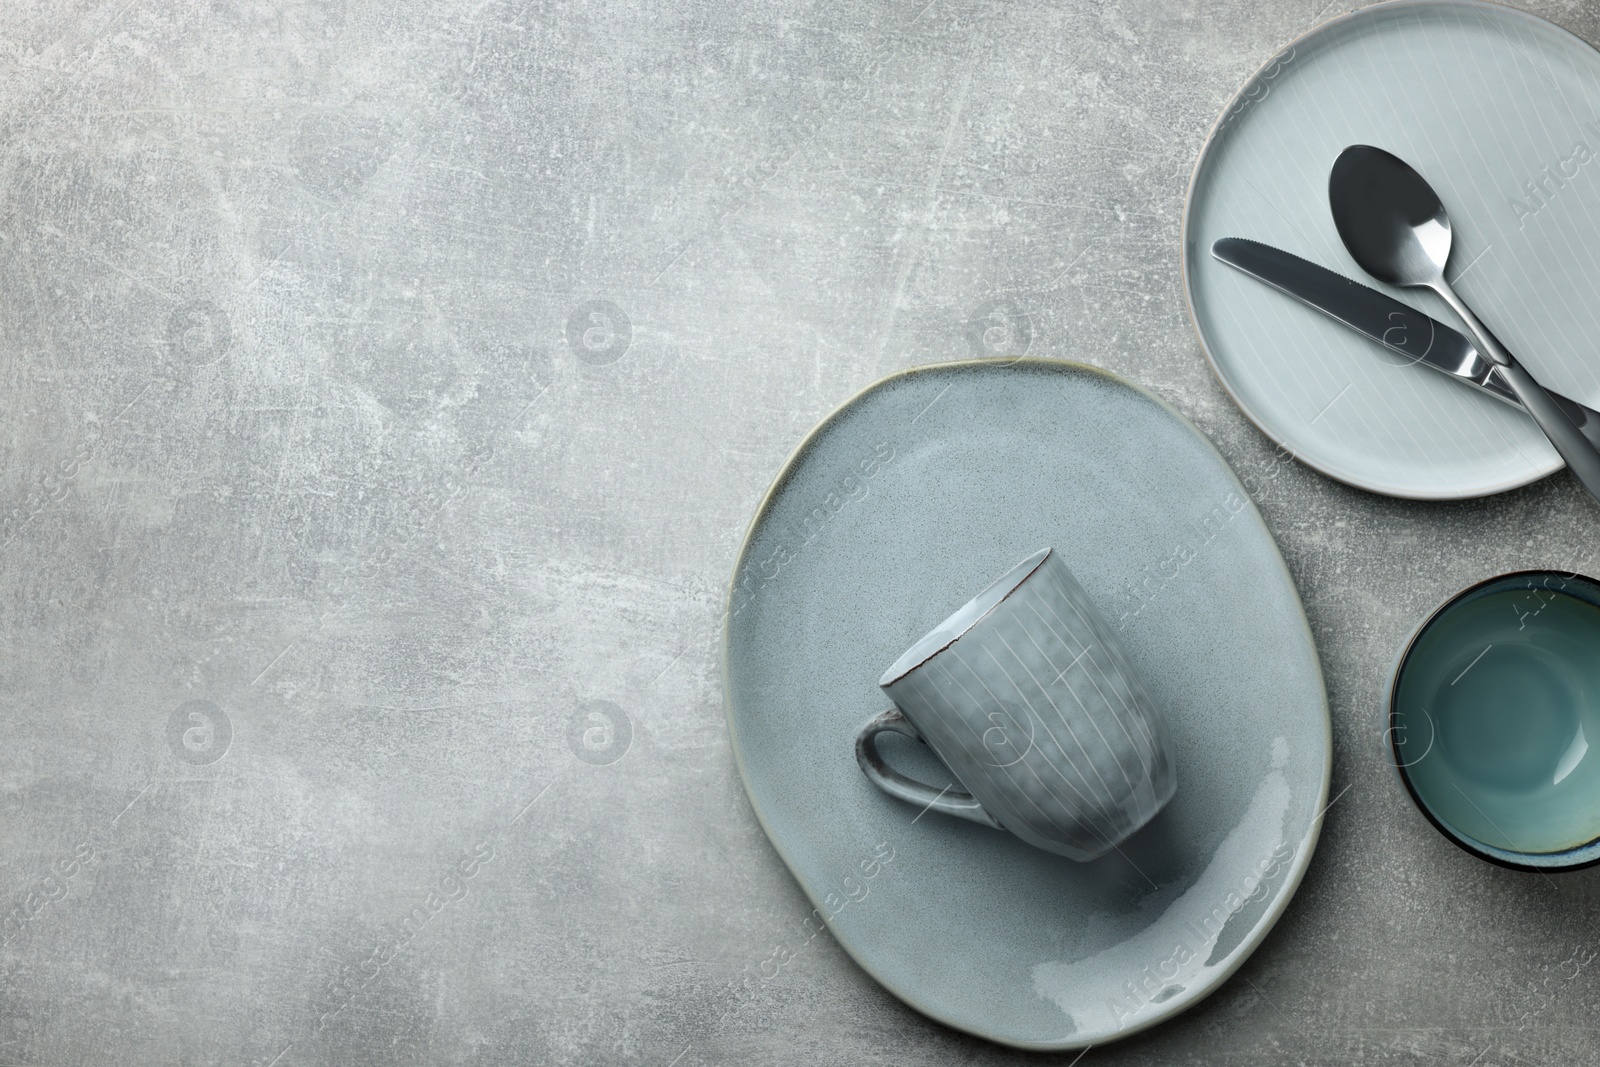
5 0 1600 1064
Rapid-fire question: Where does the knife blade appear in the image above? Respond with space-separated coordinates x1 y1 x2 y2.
1211 236 1600 449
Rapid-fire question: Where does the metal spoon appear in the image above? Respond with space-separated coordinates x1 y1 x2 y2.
1328 144 1600 502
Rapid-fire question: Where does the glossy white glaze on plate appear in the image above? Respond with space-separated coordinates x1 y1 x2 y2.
1184 0 1600 499
721 359 1331 1050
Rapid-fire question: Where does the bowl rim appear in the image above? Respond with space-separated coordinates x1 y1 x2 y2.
1388 568 1600 872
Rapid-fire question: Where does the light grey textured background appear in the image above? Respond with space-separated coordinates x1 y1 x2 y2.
5 0 1600 1064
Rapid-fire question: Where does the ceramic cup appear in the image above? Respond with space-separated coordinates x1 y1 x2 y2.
1388 569 1600 871
855 547 1176 861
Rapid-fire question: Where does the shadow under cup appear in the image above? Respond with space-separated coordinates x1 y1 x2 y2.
1390 571 1600 871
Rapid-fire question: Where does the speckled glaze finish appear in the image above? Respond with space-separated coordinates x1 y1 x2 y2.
1183 0 1600 499
864 547 1177 862
722 358 1332 1050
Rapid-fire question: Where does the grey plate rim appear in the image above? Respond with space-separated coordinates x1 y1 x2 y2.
1178 0 1580 501
719 356 1333 1050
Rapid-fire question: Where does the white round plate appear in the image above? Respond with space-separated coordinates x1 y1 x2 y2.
1183 0 1600 499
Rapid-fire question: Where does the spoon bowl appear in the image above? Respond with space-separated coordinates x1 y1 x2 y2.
1329 145 1454 287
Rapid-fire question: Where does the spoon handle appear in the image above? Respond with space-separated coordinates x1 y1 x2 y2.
1432 280 1600 503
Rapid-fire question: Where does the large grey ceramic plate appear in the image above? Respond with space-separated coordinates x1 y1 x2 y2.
1184 0 1600 500
721 359 1331 1050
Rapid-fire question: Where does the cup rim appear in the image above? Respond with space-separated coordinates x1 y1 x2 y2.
1387 567 1600 872
878 548 1053 688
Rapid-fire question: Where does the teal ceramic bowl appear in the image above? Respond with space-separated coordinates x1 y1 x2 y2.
1389 571 1600 871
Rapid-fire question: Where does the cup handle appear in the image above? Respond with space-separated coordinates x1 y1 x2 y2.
854 708 1002 828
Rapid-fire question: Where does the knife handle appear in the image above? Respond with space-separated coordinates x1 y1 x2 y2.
1493 359 1600 501
1431 281 1600 503
1480 368 1600 446
1522 374 1600 452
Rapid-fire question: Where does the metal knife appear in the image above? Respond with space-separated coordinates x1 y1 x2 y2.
1211 237 1600 450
